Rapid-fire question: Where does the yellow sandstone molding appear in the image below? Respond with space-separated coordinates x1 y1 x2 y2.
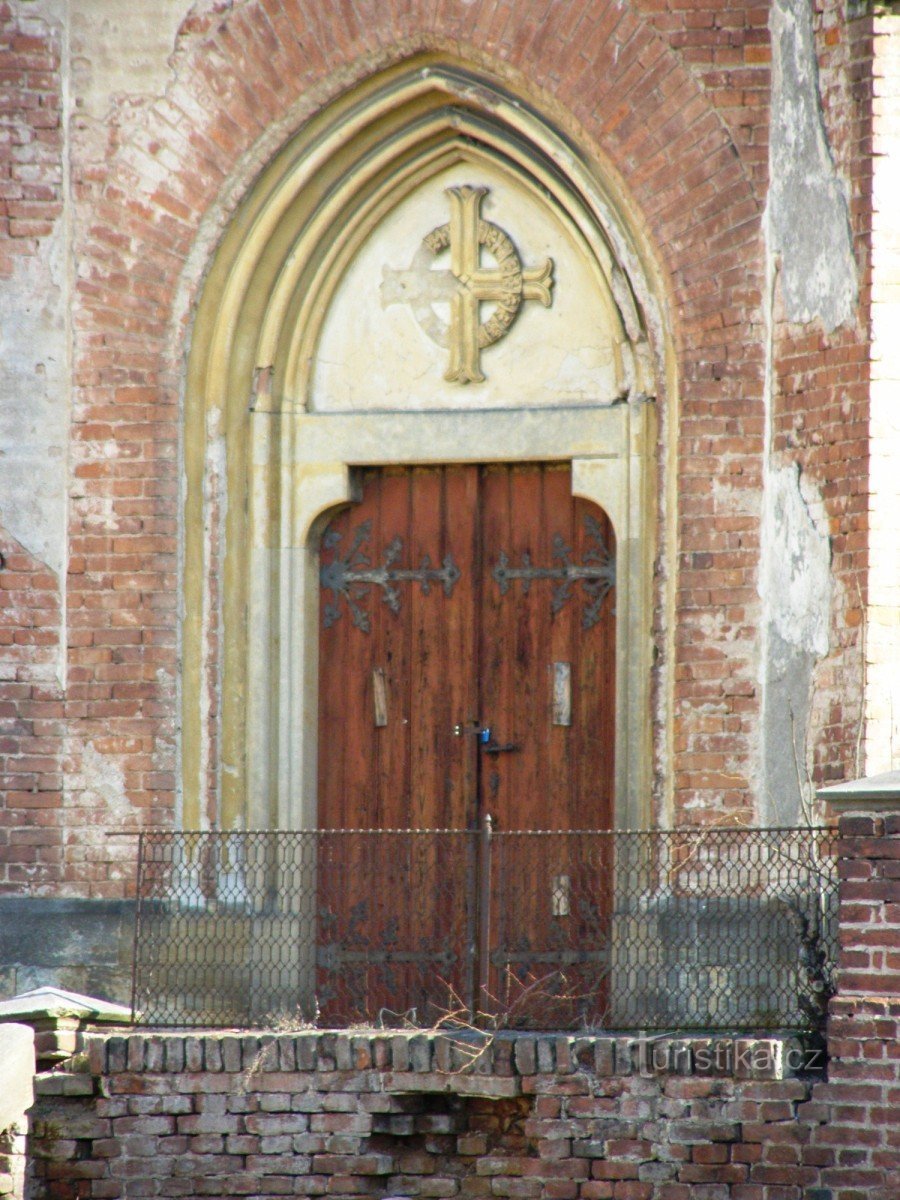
182 55 677 832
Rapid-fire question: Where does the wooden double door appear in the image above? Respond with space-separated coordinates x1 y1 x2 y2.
318 462 616 833
316 463 616 1022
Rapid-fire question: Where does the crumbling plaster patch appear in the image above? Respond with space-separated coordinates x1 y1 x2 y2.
62 742 134 879
0 225 68 583
758 465 832 824
767 0 857 330
759 0 854 822
0 0 67 600
69 0 195 123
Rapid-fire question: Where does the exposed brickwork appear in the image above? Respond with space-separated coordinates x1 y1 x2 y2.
0 2 63 275
805 811 900 1200
831 813 900 999
0 0 876 887
0 528 64 894
773 8 873 797
0 1 66 891
810 997 900 1200
30 1031 820 1200
635 0 772 196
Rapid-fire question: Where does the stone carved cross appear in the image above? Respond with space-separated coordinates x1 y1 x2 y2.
381 186 554 383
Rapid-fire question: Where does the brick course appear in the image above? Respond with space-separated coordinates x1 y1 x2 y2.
30 1031 822 1200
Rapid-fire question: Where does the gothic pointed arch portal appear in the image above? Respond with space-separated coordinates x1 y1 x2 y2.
181 57 671 833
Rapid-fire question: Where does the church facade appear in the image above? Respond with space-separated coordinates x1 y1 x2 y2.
0 0 898 1000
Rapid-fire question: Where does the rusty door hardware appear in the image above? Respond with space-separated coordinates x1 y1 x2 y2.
452 723 519 754
492 513 615 629
321 519 461 631
482 738 520 755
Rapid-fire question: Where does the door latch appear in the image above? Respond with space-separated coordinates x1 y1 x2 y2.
482 738 520 755
452 723 519 754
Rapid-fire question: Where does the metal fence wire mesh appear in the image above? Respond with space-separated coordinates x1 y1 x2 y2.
132 826 837 1032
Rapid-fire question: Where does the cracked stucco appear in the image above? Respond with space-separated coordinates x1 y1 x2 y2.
0 0 197 576
767 0 857 331
759 0 851 823
70 0 194 122
758 465 832 824
0 198 68 583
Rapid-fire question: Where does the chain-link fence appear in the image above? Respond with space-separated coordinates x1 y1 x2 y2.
131 825 837 1032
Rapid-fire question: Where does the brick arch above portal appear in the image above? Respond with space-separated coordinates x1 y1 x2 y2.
69 0 769 832
74 0 765 376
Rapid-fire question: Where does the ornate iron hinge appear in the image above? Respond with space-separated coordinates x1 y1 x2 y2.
320 520 461 632
492 513 615 630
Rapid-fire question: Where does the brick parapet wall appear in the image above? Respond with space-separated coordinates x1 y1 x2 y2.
804 806 900 1200
833 812 900 996
812 996 900 1200
30 1030 821 1200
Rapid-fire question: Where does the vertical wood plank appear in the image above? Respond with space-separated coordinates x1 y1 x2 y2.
572 498 616 831
543 464 576 830
408 466 446 829
373 468 412 828
318 502 350 830
512 463 546 831
479 464 513 831
442 465 480 829
341 471 378 828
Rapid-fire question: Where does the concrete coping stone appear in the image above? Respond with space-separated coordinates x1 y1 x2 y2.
0 986 132 1026
818 769 900 809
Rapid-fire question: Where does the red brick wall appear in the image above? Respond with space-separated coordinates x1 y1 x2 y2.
0 534 65 890
774 9 873 795
31 1030 822 1200
804 810 900 1200
0 0 875 892
0 2 65 892
0 1 62 269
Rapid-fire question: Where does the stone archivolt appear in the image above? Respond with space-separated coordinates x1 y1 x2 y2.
182 57 665 831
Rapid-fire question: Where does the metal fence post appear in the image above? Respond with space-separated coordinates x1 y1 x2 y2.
130 831 144 1025
477 813 493 1016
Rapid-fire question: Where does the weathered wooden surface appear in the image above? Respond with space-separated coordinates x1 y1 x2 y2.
318 463 616 833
